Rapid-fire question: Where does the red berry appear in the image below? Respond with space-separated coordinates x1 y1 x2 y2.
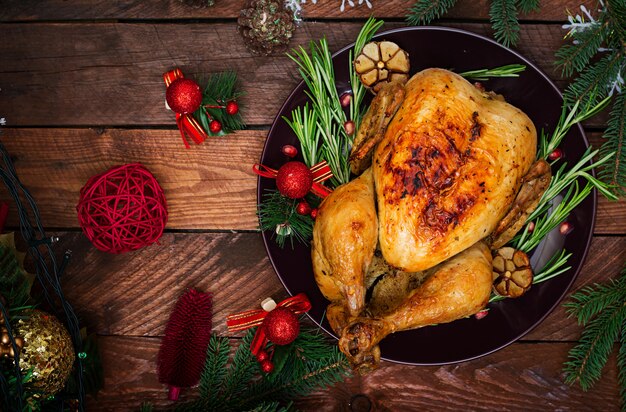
257 350 269 362
263 307 299 345
260 359 274 373
548 148 563 161
276 162 313 199
226 101 239 116
166 78 203 114
281 145 298 158
340 92 352 107
296 201 312 216
344 120 355 135
474 309 489 320
310 208 318 220
209 120 222 133
559 221 573 235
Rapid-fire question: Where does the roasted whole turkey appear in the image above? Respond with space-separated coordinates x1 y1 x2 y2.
311 68 550 372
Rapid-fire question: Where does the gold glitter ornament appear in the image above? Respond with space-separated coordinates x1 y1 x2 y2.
13 309 75 397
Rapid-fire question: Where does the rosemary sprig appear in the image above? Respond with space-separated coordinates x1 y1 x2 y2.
285 17 382 187
459 64 526 81
350 17 385 132
538 94 612 160
283 103 319 167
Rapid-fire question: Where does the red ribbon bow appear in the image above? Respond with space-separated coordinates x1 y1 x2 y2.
227 293 311 356
163 68 208 149
252 161 333 198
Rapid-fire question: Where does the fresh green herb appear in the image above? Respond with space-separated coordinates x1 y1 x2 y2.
459 64 526 81
283 103 319 167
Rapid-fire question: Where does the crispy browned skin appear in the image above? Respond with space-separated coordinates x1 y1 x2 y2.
311 169 378 334
339 241 493 373
374 68 537 271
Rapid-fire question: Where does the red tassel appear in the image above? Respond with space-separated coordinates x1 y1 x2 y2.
157 288 213 400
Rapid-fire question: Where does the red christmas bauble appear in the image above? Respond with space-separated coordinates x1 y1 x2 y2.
296 201 311 216
260 359 274 373
166 78 202 114
226 101 239 115
209 120 222 133
263 307 299 345
276 162 312 199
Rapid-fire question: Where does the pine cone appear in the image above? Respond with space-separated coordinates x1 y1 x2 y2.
178 0 215 7
238 0 296 56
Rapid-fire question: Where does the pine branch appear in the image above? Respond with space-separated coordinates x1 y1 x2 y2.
194 71 245 135
257 190 314 248
598 93 626 196
490 0 520 47
563 268 626 325
517 0 539 15
618 322 626 410
406 0 458 26
556 22 608 78
218 330 258 406
564 298 626 390
563 52 624 106
563 266 626 393
199 334 230 409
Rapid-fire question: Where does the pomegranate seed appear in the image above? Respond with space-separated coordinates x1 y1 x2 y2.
474 309 489 320
340 92 352 107
281 145 298 158
526 221 535 233
344 120 355 135
310 208 318 220
559 221 573 235
548 148 563 161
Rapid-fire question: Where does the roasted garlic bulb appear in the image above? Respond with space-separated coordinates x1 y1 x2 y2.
492 247 533 298
354 41 410 92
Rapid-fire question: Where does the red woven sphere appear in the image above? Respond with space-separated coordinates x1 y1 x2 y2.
166 78 202 114
76 163 168 254
276 162 312 199
263 307 299 345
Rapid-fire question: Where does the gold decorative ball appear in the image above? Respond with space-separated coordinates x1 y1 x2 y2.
13 309 75 397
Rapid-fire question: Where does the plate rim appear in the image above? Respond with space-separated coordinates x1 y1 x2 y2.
257 25 597 365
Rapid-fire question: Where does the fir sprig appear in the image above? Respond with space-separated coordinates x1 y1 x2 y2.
178 328 350 411
556 1 626 196
258 190 314 248
490 0 520 48
563 265 626 405
194 71 245 136
406 0 538 47
406 0 458 26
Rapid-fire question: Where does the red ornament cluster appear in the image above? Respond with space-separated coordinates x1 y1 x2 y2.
76 163 168 254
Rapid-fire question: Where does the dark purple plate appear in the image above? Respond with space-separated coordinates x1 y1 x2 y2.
258 26 595 365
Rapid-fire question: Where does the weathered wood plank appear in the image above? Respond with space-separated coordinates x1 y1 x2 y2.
0 0 593 21
2 129 623 233
0 22 606 128
86 335 619 411
53 232 624 340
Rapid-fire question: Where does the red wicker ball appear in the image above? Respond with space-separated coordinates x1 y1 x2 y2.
77 163 168 254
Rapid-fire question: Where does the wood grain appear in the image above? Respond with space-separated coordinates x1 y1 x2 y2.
2 129 623 233
52 231 624 340
87 335 619 411
0 22 606 128
0 0 594 21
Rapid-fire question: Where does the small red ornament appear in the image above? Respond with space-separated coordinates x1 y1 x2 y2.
559 221 574 235
281 145 298 158
226 101 239 116
166 78 203 114
276 161 313 199
209 120 222 133
256 350 269 362
310 208 318 220
260 359 274 373
548 148 563 161
262 307 299 346
296 201 311 216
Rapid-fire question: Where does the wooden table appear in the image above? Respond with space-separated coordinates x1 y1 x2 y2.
1 1 624 410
